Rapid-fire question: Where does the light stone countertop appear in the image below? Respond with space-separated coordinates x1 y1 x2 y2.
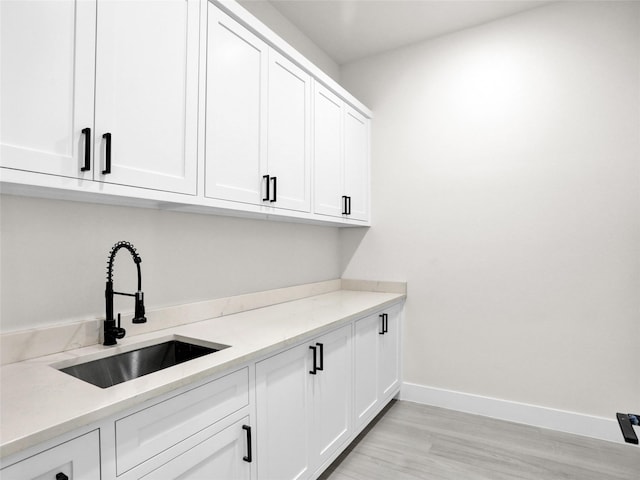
0 289 405 459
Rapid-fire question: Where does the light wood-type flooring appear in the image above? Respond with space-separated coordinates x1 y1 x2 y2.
319 400 638 480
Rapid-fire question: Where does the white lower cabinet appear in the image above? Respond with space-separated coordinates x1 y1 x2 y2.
2 302 402 480
140 416 252 480
114 367 250 480
255 341 311 480
354 304 402 429
379 305 401 398
310 326 352 470
0 430 100 480
115 368 249 476
255 324 352 480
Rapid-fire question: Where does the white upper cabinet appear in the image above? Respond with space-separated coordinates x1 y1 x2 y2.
94 0 199 194
313 85 344 218
1 0 371 226
265 49 311 212
343 106 370 221
205 5 311 213
0 0 95 179
0 0 199 194
205 3 268 205
313 84 370 222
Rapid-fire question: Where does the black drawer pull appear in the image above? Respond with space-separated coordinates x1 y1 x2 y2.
102 132 112 175
271 176 277 202
342 195 348 215
309 345 317 374
379 313 385 335
263 175 270 201
383 313 389 333
242 424 252 462
316 342 324 371
81 127 91 172
56 473 69 480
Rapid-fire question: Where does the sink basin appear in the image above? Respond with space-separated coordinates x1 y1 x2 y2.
58 339 230 388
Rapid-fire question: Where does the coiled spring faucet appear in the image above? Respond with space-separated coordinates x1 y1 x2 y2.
104 241 146 346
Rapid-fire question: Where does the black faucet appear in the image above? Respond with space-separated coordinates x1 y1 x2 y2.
104 241 147 346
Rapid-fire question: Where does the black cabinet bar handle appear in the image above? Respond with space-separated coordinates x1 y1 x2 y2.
242 424 252 462
309 345 317 374
263 175 270 201
342 195 348 215
102 132 112 175
347 196 352 215
81 128 91 172
271 176 277 202
56 473 69 480
384 313 389 333
316 342 324 371
379 313 385 335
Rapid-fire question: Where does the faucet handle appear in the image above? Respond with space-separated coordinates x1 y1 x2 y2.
133 291 147 324
115 313 126 339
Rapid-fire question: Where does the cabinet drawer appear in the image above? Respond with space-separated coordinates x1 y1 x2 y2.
0 430 100 480
116 367 249 475
140 416 251 480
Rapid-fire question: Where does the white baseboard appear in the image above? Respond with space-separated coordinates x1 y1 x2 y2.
400 382 627 445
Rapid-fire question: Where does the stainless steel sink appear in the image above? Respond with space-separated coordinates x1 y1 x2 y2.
58 339 230 388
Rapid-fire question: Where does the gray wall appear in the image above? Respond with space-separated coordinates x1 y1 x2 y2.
340 1 640 418
0 195 341 332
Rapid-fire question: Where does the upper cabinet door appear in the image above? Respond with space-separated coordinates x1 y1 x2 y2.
94 0 199 195
266 50 311 212
0 0 95 179
313 84 344 218
343 106 370 221
205 4 267 205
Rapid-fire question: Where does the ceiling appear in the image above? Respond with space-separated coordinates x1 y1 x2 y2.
265 0 553 64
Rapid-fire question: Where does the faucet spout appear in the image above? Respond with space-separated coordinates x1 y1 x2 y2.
104 241 147 346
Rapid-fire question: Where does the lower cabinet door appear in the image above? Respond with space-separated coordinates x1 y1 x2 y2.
140 417 252 480
256 343 312 480
0 430 100 480
353 313 380 429
311 324 352 470
379 305 401 398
